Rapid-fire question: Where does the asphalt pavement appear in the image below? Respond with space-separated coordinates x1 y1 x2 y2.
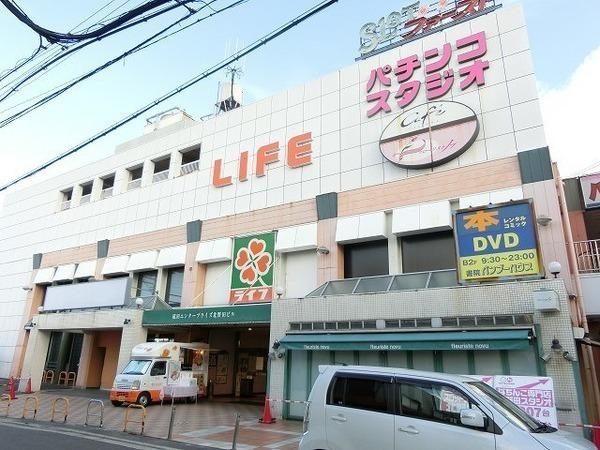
0 418 214 450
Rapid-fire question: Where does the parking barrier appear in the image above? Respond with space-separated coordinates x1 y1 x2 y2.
43 370 55 384
50 397 69 423
1 394 11 417
123 404 146 435
85 399 104 428
21 396 39 420
66 372 76 387
57 371 67 385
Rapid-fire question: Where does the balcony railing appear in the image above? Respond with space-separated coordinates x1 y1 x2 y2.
152 170 169 183
60 200 71 211
574 240 600 273
180 160 199 176
128 178 142 190
80 194 91 205
101 187 113 199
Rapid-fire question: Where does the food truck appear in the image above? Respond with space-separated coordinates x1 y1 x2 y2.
110 341 209 406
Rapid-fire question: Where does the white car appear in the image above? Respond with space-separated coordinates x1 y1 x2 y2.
299 366 595 450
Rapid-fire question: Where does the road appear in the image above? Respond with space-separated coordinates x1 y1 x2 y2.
0 419 212 450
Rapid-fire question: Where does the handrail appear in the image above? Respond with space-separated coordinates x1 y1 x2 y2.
85 399 104 428
50 397 69 423
123 404 146 435
22 396 39 420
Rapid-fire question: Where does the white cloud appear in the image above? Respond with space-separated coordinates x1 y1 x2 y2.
540 45 600 177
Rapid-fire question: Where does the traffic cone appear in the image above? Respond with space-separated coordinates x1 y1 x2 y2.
7 377 17 400
23 378 32 394
592 425 600 449
259 396 276 424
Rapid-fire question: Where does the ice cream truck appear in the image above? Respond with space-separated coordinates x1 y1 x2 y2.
110 342 209 407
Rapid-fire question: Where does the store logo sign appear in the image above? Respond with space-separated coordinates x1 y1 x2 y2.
379 100 478 169
579 173 600 209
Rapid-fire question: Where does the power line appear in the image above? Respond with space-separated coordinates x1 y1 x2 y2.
0 0 339 192
0 0 199 104
0 0 192 43
0 0 248 128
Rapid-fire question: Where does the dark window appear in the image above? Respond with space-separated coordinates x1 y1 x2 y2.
81 182 93 196
102 175 115 189
153 156 170 173
181 146 200 165
150 360 166 376
397 381 474 427
165 267 184 306
129 165 143 180
328 375 391 414
62 189 73 201
401 231 456 273
344 240 389 278
136 271 157 297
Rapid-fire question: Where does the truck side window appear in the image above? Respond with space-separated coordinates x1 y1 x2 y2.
150 361 167 376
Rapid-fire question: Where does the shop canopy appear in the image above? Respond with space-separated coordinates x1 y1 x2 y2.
279 330 531 352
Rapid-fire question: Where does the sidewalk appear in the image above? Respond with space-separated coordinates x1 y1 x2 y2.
1 389 302 450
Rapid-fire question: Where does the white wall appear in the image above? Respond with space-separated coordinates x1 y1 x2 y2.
284 251 318 298
0 4 539 377
202 262 231 306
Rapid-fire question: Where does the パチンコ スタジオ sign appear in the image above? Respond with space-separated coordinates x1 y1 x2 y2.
454 201 542 282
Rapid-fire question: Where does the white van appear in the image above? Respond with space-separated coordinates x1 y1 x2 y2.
110 342 209 407
300 366 595 450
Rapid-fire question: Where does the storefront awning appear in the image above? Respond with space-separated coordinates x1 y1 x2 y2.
142 303 272 326
279 330 532 352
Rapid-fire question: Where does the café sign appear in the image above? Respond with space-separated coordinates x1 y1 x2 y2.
379 100 479 169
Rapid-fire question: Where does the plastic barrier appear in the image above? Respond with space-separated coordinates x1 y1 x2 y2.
50 397 69 423
57 371 67 385
22 396 39 420
123 404 146 435
85 399 104 428
66 372 76 387
43 370 55 384
1 394 11 417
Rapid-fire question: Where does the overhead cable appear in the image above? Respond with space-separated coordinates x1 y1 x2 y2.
0 0 339 192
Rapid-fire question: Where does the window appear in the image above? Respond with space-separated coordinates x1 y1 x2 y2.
60 188 73 210
397 381 474 427
136 271 157 297
165 267 184 306
181 146 200 165
401 231 456 273
150 360 166 376
128 165 143 190
344 240 389 278
122 360 151 375
153 156 170 182
328 375 392 414
80 181 93 204
101 174 115 199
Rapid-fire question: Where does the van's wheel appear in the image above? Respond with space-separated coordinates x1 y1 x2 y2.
137 392 151 407
111 400 123 407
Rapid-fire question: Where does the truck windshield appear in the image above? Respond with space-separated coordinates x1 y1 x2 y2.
467 382 554 433
122 360 152 375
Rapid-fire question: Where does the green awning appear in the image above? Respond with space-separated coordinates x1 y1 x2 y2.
279 329 532 352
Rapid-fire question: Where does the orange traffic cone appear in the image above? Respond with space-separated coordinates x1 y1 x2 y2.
23 378 32 394
7 377 17 400
259 396 276 424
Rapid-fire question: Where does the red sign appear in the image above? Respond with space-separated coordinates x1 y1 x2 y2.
379 100 479 169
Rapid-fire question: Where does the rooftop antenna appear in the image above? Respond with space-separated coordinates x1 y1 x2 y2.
216 40 243 114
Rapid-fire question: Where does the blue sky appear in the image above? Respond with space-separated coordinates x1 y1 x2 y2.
0 0 599 196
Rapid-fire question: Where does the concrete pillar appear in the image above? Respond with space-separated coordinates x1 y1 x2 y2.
114 168 127 195
386 212 401 274
169 149 183 179
20 327 51 392
76 332 95 388
90 177 102 202
181 242 206 307
317 218 343 284
116 310 147 374
141 160 153 187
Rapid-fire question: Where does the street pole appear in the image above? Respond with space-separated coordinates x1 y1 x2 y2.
167 396 176 440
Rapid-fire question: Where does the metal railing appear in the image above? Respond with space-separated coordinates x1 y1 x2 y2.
101 187 113 199
152 170 169 183
80 194 91 205
574 240 600 273
127 179 142 190
180 160 199 176
60 200 71 211
125 294 172 310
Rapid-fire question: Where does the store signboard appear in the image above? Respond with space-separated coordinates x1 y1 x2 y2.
358 0 498 57
379 101 479 169
229 232 276 304
475 375 558 428
142 304 272 326
579 173 600 209
454 201 542 282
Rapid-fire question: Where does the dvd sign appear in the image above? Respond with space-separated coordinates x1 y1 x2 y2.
379 101 479 169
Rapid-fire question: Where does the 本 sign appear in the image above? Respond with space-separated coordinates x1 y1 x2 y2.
229 232 275 304
358 0 497 56
455 201 542 281
481 376 558 428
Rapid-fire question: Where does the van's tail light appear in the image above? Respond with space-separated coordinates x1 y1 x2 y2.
303 402 310 433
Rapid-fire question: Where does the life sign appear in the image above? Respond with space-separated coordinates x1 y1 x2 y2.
454 201 541 282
